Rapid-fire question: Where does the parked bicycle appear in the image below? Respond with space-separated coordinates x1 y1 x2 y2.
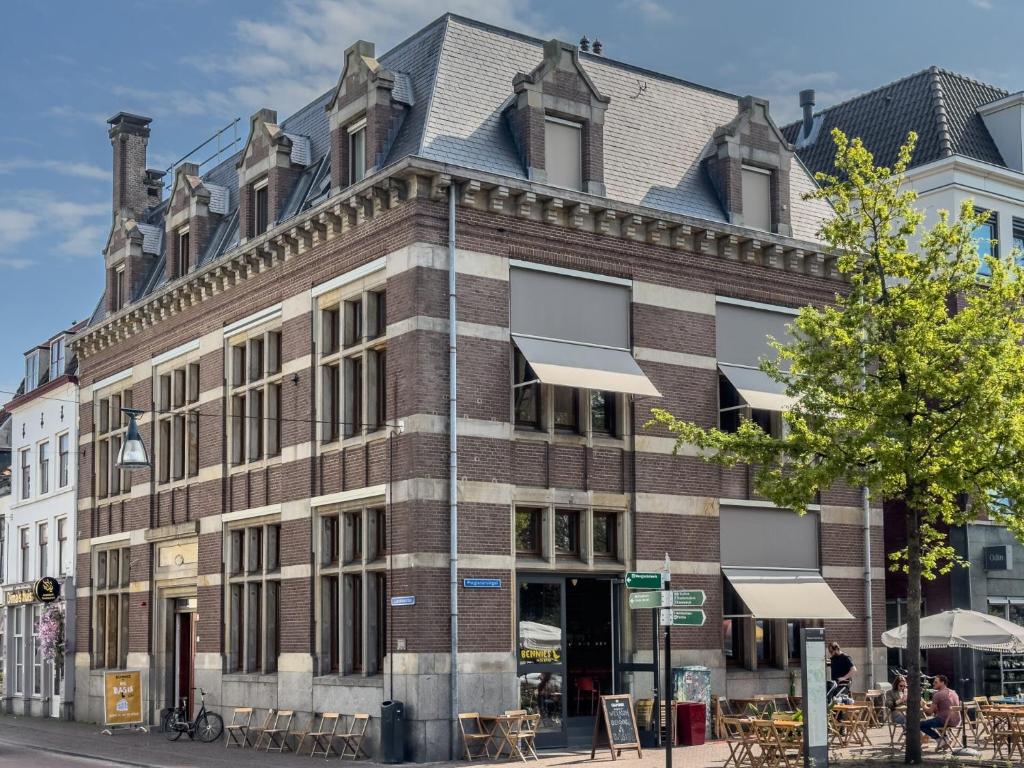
164 687 224 742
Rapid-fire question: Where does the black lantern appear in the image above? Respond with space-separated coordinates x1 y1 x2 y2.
116 408 150 469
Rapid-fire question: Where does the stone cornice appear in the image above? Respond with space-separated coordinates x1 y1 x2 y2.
70 157 840 358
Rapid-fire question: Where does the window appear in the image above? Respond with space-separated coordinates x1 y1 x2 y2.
741 166 772 232
156 361 200 483
318 504 387 676
37 522 48 578
553 387 579 432
38 441 50 495
554 509 580 557
58 432 70 488
49 337 66 379
95 389 132 499
177 228 190 276
1013 218 1024 267
254 182 269 235
226 522 280 673
975 210 999 276
13 608 23 694
115 265 126 311
513 348 540 429
19 527 29 582
57 518 68 577
229 330 282 465
515 507 543 556
590 391 617 436
593 511 617 559
544 117 582 191
20 448 30 500
24 351 40 392
723 576 788 670
348 120 366 185
319 286 386 442
94 545 131 669
32 604 42 695
719 374 785 438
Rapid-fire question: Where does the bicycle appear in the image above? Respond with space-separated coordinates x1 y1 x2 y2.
164 687 224 742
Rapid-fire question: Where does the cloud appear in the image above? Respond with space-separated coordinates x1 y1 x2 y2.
970 0 993 8
740 69 862 125
0 210 38 252
46 105 110 127
618 0 672 22
56 224 109 258
0 158 108 181
0 193 109 265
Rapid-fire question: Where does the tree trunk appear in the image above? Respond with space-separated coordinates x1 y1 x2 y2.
904 505 923 764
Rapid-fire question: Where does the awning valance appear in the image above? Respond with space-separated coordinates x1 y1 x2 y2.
723 567 853 620
718 363 796 412
513 335 661 398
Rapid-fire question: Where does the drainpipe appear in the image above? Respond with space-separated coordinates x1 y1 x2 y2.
863 485 874 689
448 183 460 760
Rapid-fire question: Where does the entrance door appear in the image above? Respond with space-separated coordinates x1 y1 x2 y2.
173 599 197 718
565 579 614 743
516 577 566 747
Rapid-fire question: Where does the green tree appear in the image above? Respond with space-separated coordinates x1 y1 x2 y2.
650 130 1024 764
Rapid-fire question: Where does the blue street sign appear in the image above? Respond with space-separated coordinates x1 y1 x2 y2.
390 595 416 607
463 578 502 589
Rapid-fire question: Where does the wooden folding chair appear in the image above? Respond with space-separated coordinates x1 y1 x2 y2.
288 713 317 755
226 707 255 749
250 709 276 751
722 716 759 768
887 706 906 750
255 709 294 752
337 713 370 760
309 712 341 759
844 704 873 747
501 715 528 763
987 708 1014 759
458 713 493 761
519 714 540 761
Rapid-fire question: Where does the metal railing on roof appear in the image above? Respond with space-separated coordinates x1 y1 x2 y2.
163 117 241 189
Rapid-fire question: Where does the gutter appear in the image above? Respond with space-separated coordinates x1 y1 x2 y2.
447 182 459 761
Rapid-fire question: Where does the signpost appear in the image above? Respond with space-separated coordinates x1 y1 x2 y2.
628 591 663 610
659 608 707 627
671 590 705 608
801 628 828 768
625 572 662 590
628 590 706 610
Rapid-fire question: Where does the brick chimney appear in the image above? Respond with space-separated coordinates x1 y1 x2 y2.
107 112 154 218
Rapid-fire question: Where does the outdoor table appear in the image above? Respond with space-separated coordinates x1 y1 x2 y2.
480 714 528 761
751 719 802 768
830 703 872 748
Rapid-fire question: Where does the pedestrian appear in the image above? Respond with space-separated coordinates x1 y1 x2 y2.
827 641 857 696
921 674 961 752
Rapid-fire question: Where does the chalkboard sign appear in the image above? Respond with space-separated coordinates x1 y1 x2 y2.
590 694 642 760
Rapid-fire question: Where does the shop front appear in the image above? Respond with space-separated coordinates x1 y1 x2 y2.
3 577 70 718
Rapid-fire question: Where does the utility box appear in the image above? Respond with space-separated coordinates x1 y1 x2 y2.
676 702 706 746
380 701 405 763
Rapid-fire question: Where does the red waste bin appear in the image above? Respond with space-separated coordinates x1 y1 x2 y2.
676 701 706 746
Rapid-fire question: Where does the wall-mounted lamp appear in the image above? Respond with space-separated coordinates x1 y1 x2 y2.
116 408 150 469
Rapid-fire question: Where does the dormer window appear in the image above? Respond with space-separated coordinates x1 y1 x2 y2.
741 166 772 232
49 337 65 380
348 119 367 185
544 117 582 191
25 351 40 392
254 179 269 235
176 227 190 277
115 265 126 311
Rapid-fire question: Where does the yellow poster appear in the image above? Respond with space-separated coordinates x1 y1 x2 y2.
103 670 143 726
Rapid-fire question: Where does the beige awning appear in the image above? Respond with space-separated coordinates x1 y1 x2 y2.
513 335 661 397
719 363 796 412
723 567 853 620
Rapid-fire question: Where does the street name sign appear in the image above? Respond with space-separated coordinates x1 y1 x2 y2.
390 595 416 607
625 572 662 590
659 608 707 627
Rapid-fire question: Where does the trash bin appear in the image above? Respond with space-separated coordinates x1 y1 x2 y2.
676 702 706 746
380 700 405 763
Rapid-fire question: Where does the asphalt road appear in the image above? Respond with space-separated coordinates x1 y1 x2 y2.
0 739 122 767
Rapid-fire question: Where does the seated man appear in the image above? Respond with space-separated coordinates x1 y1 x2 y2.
921 675 960 752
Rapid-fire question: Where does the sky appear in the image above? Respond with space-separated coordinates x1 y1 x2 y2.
0 0 1020 402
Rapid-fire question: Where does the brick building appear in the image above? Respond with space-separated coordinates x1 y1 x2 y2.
69 15 884 758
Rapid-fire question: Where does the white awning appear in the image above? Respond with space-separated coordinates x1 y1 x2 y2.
723 567 853 620
719 363 796 412
513 335 661 397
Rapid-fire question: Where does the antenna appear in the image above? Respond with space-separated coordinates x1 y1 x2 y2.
163 117 242 189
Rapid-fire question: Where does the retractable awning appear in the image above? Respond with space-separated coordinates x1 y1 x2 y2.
513 335 661 397
718 363 796 412
723 567 853 620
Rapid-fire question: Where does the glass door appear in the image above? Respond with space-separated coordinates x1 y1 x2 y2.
517 576 566 747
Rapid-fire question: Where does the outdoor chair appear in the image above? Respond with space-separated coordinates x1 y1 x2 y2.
255 709 294 752
575 676 600 715
288 713 318 755
520 714 540 760
458 713 493 761
887 706 906 750
309 712 341 759
337 713 370 760
225 707 255 749
722 716 760 768
250 709 276 750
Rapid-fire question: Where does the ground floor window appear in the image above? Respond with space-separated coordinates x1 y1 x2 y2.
32 605 42 695
225 521 281 674
94 545 131 669
513 505 624 565
13 607 24 694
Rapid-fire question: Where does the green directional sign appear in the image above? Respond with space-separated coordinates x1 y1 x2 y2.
672 590 707 608
660 608 707 627
625 572 662 590
628 591 664 609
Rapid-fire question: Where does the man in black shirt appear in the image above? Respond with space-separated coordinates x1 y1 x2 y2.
828 641 857 693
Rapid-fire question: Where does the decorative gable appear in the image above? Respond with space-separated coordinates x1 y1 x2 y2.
104 216 155 313
164 162 227 279
236 108 310 242
326 40 413 192
507 39 610 195
704 96 795 237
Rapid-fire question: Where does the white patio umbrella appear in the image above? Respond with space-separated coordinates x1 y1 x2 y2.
882 608 1024 755
881 608 1024 653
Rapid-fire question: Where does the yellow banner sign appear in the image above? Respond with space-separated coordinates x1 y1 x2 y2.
103 670 143 726
6 589 35 606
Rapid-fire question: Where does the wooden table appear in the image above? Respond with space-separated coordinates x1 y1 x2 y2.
480 715 532 761
751 719 802 768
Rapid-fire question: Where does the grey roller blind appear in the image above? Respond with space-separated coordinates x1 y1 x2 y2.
741 166 772 231
544 119 582 191
716 301 795 369
720 505 819 570
511 267 630 349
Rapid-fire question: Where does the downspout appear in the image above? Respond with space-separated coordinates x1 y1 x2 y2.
448 183 459 760
863 485 874 689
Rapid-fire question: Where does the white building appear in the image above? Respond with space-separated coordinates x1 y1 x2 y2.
2 324 81 718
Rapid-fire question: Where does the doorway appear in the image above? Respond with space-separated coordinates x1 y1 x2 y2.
516 576 617 748
173 598 197 718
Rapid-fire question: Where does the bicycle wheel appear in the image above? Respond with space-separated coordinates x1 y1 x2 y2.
195 711 224 743
164 709 184 741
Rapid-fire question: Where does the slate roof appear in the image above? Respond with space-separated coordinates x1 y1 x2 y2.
89 13 832 327
782 66 1009 177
